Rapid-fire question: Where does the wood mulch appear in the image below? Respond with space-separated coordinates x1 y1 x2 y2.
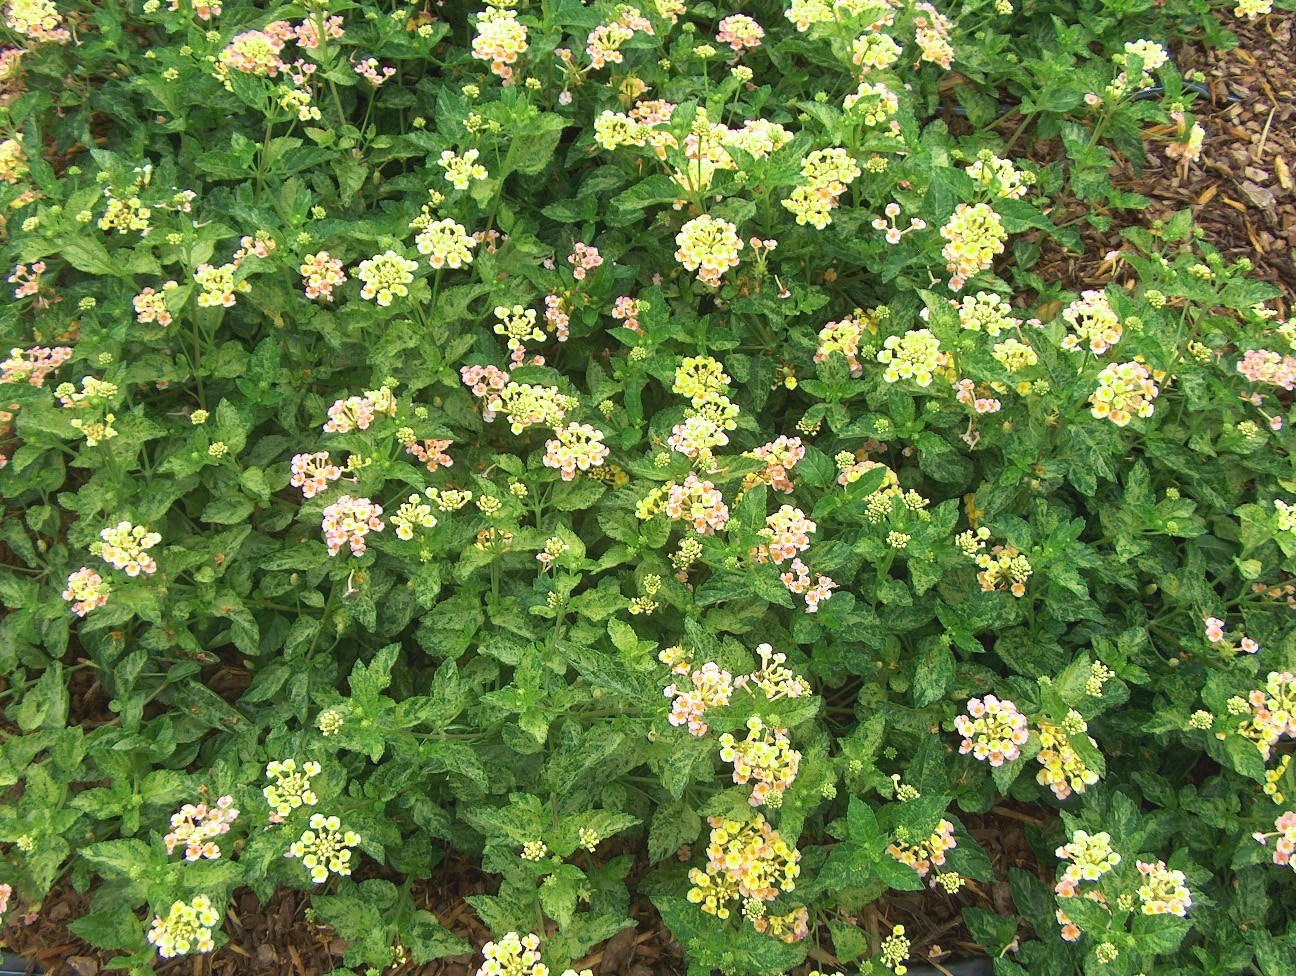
6 14 1296 976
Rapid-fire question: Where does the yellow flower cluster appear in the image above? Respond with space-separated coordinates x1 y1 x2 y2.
439 148 488 190
391 494 438 539
415 218 477 269
100 521 162 577
853 32 901 73
285 813 362 883
673 355 731 406
686 815 800 919
0 138 26 184
993 337 1038 372
1036 720 1101 800
783 148 862 229
543 423 610 480
263 759 321 819
147 895 221 958
877 328 946 386
357 250 418 306
486 383 578 434
844 81 899 128
956 291 1014 336
967 151 1030 199
475 932 547 976
940 203 1007 289
886 819 957 880
719 717 802 808
1060 290 1122 355
1089 361 1159 426
674 214 743 286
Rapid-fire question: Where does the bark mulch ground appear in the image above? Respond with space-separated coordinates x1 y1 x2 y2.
7 16 1296 976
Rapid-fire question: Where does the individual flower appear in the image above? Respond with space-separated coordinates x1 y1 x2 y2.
955 695 1029 765
321 495 385 557
415 218 477 269
147 895 221 958
356 250 418 306
543 423 610 480
164 796 239 861
100 522 162 577
62 567 111 617
290 452 343 498
1089 361 1160 426
285 814 362 883
675 215 743 287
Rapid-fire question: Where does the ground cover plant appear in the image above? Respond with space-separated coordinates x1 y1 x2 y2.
1 0 1296 974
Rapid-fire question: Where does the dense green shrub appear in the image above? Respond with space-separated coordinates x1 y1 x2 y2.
0 0 1294 974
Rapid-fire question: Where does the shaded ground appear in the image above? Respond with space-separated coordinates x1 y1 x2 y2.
7 15 1296 976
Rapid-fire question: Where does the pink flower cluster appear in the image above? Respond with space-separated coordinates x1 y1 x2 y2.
294 15 344 50
9 261 49 302
1 344 71 386
543 423 610 480
717 14 764 54
354 57 395 86
544 293 571 341
321 495 384 557
323 391 394 433
300 251 347 302
405 437 454 473
611 295 643 333
665 474 730 534
1255 810 1296 871
164 796 239 861
290 452 343 498
745 436 804 493
887 819 957 880
753 505 815 564
586 8 652 70
780 558 837 612
955 695 1029 765
568 242 603 280
62 567 110 617
1203 614 1258 652
664 660 735 736
133 282 179 326
1238 349 1296 391
953 378 1002 414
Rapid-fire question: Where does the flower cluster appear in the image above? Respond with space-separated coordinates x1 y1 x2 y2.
780 558 837 612
285 814 362 883
653 474 730 534
887 819 957 881
967 152 1031 199
1054 829 1121 895
719 717 802 807
743 436 805 494
1036 719 1101 800
1254 811 1296 871
485 382 578 434
405 437 454 473
753 505 816 564
717 14 764 53
356 250 418 306
661 648 735 736
1136 859 1192 917
957 292 1014 336
323 388 395 433
290 452 344 498
472 3 528 84
687 815 801 919
263 759 321 820
543 423 610 480
100 522 162 577
62 567 110 617
1238 349 1296 391
4 0 69 42
475 932 547 976
300 251 347 302
439 148 489 190
132 282 178 326
815 310 876 377
783 148 861 229
164 796 239 861
147 895 220 958
877 328 946 386
390 493 438 540
1089 361 1160 426
955 695 1029 765
415 218 477 269
1060 290 1122 355
940 203 1007 290
1 345 71 386
674 215 743 287
568 241 603 280
321 495 385 557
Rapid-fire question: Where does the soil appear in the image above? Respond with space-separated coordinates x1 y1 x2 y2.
6 14 1296 976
